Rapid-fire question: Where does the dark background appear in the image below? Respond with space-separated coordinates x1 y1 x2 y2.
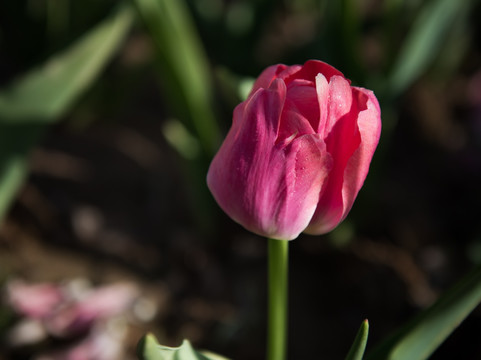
1 0 481 359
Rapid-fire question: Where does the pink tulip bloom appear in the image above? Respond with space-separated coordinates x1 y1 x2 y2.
207 60 381 240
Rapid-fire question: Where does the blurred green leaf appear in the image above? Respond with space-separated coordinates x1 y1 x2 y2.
238 78 255 102
428 2 471 79
0 4 133 222
137 333 229 360
0 3 133 123
133 0 221 236
366 263 481 360
388 0 471 95
0 124 42 221
0 157 26 221
345 320 369 360
133 0 220 156
162 118 200 160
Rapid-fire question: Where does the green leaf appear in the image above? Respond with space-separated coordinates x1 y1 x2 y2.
0 124 42 221
0 3 133 222
0 3 133 123
367 263 481 360
162 119 201 160
388 0 471 95
137 333 229 360
345 319 369 360
133 0 220 156
133 0 221 237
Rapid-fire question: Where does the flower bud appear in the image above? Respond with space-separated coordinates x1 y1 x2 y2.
207 60 381 240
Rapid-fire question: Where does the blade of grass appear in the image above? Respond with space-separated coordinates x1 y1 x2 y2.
388 0 471 95
0 3 133 123
133 0 220 157
0 3 133 222
345 320 369 360
367 263 481 360
133 0 221 236
0 124 44 221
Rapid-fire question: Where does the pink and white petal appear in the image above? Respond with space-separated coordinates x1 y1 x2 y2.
306 88 380 235
315 73 329 135
266 134 331 240
207 79 286 236
305 86 364 235
339 88 381 220
325 75 354 137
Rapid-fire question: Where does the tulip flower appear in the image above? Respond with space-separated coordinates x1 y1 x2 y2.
5 279 142 360
207 60 381 241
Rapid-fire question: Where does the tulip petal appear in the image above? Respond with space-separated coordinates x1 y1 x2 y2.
208 79 285 234
249 64 287 96
284 79 319 131
277 80 318 142
249 64 302 97
277 105 314 143
341 88 381 217
326 75 354 135
269 134 330 239
286 60 345 84
305 86 381 235
315 73 329 135
207 79 329 240
305 80 361 235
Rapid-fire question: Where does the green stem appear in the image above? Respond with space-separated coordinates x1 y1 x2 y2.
267 238 289 360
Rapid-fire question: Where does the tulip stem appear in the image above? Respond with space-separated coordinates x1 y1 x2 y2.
267 238 289 360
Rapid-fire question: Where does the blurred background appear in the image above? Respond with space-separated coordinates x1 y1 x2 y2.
1 0 481 359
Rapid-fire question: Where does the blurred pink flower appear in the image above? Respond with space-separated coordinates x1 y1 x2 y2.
6 279 139 339
7 280 64 318
207 60 381 240
46 283 138 337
